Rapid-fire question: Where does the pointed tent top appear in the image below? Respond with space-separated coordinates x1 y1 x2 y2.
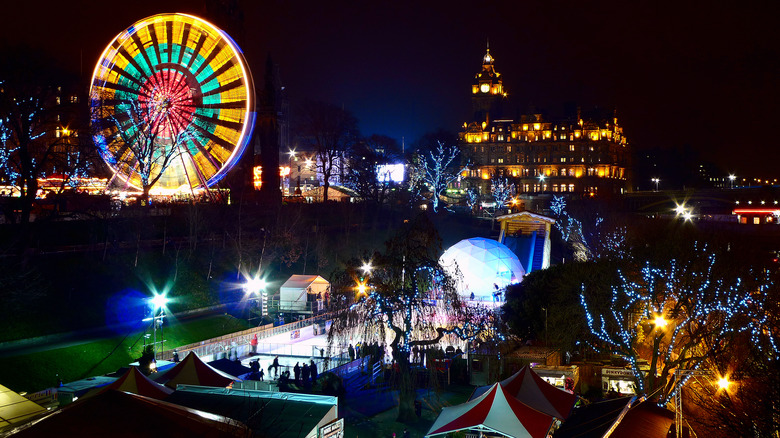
426 382 554 438
84 366 173 400
154 351 238 389
469 365 578 419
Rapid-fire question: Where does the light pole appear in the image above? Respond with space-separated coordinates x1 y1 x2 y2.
541 307 548 346
245 277 267 324
287 150 296 196
728 174 736 189
147 293 168 362
652 178 660 192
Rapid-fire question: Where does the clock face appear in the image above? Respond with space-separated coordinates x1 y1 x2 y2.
480 83 490 93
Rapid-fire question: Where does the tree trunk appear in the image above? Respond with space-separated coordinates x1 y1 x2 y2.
393 346 418 422
323 179 330 202
141 185 151 207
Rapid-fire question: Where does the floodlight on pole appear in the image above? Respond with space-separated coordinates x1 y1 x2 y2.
360 261 373 274
728 174 736 189
148 293 168 362
652 178 660 192
150 293 169 310
245 276 268 318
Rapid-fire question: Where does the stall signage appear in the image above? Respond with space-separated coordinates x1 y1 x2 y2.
602 368 635 378
319 419 344 438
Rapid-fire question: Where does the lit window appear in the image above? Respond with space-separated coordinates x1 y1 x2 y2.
523 125 528 131
553 184 559 192
533 123 541 130
561 157 566 163
507 146 511 152
498 158 504 164
569 184 575 191
569 145 575 151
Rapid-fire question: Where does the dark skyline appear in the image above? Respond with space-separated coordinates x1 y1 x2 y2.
3 0 779 176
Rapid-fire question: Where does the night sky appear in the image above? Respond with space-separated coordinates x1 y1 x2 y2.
3 1 779 175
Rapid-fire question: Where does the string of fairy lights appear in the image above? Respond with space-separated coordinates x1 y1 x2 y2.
349 261 501 355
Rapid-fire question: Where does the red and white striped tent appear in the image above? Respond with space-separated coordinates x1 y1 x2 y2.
154 351 238 389
470 365 577 419
85 366 173 400
426 382 554 438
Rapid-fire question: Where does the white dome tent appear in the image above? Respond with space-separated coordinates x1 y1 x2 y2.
439 237 525 300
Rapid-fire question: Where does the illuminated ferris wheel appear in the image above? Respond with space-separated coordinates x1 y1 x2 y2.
90 13 255 194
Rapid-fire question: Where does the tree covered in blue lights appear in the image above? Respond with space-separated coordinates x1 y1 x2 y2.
490 176 514 212
580 243 772 405
412 141 466 212
550 195 627 261
328 214 497 421
1 50 95 226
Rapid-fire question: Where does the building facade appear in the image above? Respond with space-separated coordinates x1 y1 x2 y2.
458 48 632 198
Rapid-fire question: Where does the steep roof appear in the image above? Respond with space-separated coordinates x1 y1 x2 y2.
280 275 329 290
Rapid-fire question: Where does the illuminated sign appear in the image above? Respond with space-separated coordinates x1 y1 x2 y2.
252 166 292 190
376 164 405 183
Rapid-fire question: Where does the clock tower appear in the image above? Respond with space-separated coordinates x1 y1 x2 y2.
471 43 506 123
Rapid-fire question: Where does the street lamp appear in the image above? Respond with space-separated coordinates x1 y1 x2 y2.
728 174 736 189
360 261 373 274
653 315 668 328
717 376 732 391
652 178 660 192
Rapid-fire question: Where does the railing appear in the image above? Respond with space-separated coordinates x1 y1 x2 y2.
158 313 333 362
267 298 329 314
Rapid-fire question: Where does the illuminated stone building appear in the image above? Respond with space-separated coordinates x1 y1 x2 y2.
458 48 631 198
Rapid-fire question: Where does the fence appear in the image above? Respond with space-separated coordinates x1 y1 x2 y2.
158 313 333 363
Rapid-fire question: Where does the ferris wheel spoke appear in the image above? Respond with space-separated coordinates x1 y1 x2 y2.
193 43 223 77
189 121 235 153
201 100 247 110
198 113 244 133
202 78 244 97
186 34 207 70
186 136 223 170
198 60 237 87
130 33 155 77
177 23 192 65
147 24 162 65
116 46 150 82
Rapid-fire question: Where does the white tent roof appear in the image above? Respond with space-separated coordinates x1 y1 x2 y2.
280 275 329 290
426 382 554 438
0 384 47 430
439 237 525 297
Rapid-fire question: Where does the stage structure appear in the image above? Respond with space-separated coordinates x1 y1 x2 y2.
439 237 525 300
89 13 256 196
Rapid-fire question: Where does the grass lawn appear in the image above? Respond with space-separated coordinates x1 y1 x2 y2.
0 314 248 394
